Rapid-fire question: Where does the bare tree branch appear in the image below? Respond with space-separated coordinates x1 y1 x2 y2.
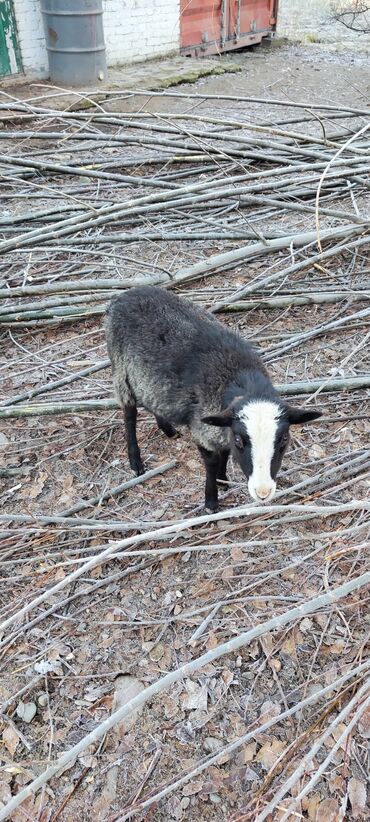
331 1 370 32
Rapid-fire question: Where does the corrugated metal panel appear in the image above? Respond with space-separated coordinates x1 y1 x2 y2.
180 1 222 53
239 0 272 36
180 0 278 57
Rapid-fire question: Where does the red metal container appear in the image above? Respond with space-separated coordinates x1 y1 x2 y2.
180 0 278 57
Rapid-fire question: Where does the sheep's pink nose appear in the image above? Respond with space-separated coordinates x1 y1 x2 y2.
248 479 276 503
256 487 274 500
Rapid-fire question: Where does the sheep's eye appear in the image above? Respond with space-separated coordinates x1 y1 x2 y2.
234 434 244 450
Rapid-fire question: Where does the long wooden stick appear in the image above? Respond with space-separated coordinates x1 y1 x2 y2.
0 359 110 407
57 461 176 518
2 289 369 334
102 88 370 117
1 374 368 417
221 290 370 312
3 89 370 116
211 234 370 311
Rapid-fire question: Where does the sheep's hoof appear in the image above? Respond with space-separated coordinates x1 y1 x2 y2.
162 423 180 438
156 416 179 439
167 427 180 439
129 457 145 476
205 502 219 514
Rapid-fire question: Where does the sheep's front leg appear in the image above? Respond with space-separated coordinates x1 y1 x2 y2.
217 449 229 484
198 446 219 512
124 403 144 475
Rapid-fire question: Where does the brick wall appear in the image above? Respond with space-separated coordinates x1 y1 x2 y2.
10 0 180 79
103 0 180 65
13 0 48 75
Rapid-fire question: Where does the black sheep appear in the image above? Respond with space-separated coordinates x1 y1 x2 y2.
105 287 321 511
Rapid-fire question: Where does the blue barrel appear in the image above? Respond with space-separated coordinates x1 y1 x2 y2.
41 0 107 86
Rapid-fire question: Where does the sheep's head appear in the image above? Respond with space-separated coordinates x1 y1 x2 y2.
202 399 322 503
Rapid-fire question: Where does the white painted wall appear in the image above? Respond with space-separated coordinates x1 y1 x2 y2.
10 0 180 79
103 0 180 65
13 0 48 76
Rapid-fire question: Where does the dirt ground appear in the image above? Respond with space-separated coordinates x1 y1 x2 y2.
198 40 370 109
0 41 369 822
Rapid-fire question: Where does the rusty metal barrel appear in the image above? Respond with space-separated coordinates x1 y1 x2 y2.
41 0 107 86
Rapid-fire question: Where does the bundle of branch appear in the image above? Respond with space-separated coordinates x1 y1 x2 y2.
0 92 369 328
1 87 370 822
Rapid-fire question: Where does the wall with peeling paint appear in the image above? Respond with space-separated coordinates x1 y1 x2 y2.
0 0 22 75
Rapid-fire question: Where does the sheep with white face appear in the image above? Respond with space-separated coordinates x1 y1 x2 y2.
106 287 322 512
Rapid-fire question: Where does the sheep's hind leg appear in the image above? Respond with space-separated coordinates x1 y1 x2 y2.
198 446 219 513
155 415 179 438
124 402 144 475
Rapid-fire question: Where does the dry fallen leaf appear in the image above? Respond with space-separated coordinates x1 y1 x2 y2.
0 777 12 808
2 725 20 756
29 470 47 499
259 701 281 722
256 737 285 770
300 617 313 634
348 776 367 819
262 633 274 654
281 632 297 659
237 742 257 764
302 792 321 819
358 705 370 738
230 546 245 562
149 641 165 662
181 680 208 712
112 673 145 736
182 780 203 797
221 668 234 687
315 798 341 822
328 772 344 794
327 638 346 655
331 722 349 750
53 567 66 581
16 701 36 724
221 565 233 580
163 694 180 719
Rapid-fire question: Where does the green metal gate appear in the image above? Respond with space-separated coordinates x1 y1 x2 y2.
0 0 22 76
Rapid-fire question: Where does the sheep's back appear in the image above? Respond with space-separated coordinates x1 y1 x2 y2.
105 286 264 423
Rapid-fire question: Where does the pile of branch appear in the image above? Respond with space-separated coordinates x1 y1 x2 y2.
1 86 370 822
0 90 369 327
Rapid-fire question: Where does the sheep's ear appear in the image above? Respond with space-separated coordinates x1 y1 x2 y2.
287 406 322 425
202 410 234 428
